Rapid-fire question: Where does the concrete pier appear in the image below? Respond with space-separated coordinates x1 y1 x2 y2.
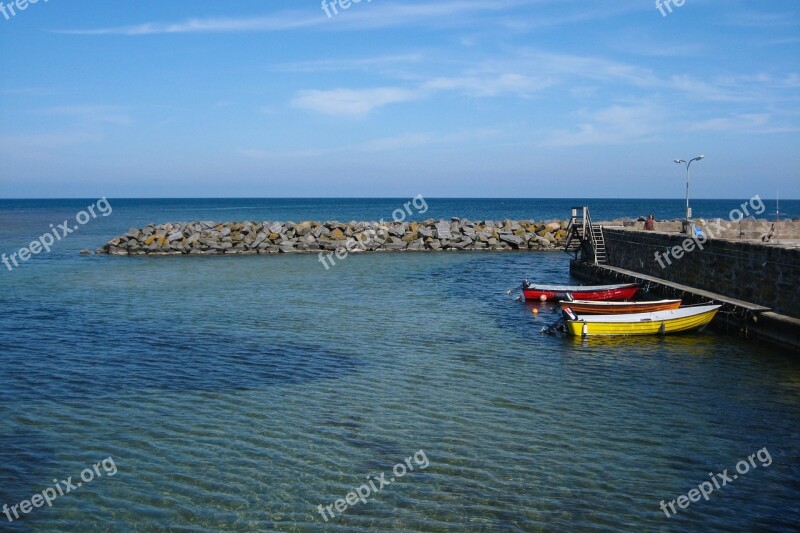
570 261 799 349
568 220 800 351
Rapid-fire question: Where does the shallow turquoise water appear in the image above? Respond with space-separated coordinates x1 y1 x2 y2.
1 200 799 531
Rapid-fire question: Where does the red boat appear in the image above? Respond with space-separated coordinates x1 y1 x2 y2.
521 281 639 302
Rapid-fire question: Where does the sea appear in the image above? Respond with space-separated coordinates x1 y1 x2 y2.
1 198 799 532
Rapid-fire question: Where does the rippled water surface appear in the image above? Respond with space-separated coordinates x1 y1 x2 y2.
1 200 799 532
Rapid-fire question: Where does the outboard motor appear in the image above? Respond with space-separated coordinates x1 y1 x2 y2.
562 307 578 321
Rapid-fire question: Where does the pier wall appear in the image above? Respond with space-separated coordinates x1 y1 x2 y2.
602 228 800 318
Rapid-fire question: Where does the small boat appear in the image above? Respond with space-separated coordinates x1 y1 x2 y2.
521 281 639 302
562 304 721 337
558 299 682 315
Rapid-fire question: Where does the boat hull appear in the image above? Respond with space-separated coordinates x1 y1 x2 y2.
522 284 639 302
565 306 720 336
559 299 682 315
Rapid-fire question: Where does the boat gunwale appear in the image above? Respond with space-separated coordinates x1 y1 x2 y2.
522 282 639 292
560 298 681 307
566 304 721 323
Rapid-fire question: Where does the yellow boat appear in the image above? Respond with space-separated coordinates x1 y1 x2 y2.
564 304 721 337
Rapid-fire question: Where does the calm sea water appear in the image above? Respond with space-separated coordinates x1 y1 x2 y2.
1 199 799 532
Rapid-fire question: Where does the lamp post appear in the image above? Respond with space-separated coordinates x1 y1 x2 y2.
674 155 704 233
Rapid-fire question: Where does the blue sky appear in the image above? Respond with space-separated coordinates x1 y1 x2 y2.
0 0 798 199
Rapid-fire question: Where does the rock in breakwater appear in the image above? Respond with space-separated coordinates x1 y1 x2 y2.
99 219 570 255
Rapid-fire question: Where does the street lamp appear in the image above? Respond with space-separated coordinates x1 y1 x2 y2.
674 155 704 233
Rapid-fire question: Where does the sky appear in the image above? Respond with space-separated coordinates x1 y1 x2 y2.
0 0 798 199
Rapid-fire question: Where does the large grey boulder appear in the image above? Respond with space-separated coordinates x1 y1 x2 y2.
408 238 425 250
385 237 407 250
499 233 524 247
434 221 452 239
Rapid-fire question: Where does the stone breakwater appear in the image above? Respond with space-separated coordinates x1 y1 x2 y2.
99 219 570 255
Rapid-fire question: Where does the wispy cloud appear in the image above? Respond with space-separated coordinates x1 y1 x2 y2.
423 73 553 97
668 75 746 102
764 36 800 45
291 87 422 117
509 49 660 87
56 0 537 36
55 13 320 36
238 128 500 158
286 48 664 117
0 106 132 158
271 54 424 74
544 104 665 146
688 113 799 134
722 10 798 28
0 87 58 97
783 74 800 88
689 113 769 131
494 0 641 31
359 129 500 152
40 105 133 126
489 49 795 105
291 69 557 117
610 30 703 57
0 132 103 157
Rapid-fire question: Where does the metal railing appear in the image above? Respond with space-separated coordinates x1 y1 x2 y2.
566 206 606 265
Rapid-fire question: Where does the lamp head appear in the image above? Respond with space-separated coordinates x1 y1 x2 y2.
674 159 685 164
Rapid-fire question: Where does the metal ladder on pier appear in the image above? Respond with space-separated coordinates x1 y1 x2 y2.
564 207 608 265
590 223 608 264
